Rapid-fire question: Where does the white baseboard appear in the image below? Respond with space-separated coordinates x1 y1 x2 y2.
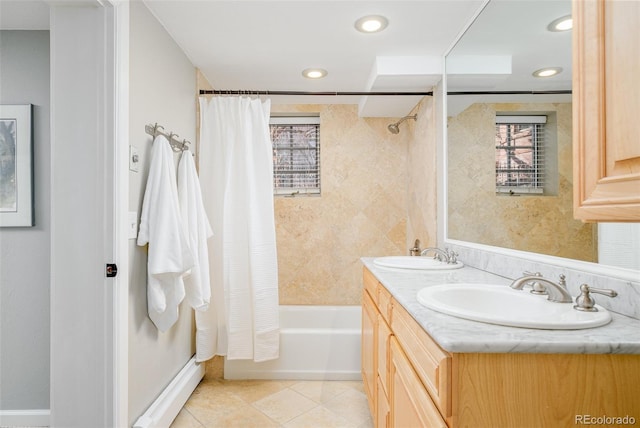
132 357 204 428
0 409 50 427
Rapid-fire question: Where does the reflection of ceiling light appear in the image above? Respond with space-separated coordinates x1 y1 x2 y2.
354 15 388 33
302 68 328 79
533 67 563 78
547 15 572 31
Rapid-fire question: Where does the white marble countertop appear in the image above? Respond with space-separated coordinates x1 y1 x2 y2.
362 258 640 354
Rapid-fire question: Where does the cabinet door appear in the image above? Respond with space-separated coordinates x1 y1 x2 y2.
376 376 390 428
573 0 640 221
389 337 448 428
362 290 377 416
377 313 392 391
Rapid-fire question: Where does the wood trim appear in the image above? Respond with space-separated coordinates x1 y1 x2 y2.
573 0 640 222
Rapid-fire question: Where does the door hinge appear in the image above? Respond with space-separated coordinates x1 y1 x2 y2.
106 263 118 278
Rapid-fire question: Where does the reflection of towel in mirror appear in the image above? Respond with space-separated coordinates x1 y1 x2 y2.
138 135 194 331
178 150 213 311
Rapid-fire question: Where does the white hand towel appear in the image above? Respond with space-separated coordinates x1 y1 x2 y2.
138 135 194 331
178 150 213 311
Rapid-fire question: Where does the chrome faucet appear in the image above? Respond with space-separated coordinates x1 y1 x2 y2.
409 239 422 256
510 275 573 303
420 247 458 264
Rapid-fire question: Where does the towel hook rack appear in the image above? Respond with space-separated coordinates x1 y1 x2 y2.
145 123 192 153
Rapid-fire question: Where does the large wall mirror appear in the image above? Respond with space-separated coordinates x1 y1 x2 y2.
444 0 640 274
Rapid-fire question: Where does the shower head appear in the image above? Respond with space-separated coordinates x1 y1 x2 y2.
387 123 400 134
387 114 417 134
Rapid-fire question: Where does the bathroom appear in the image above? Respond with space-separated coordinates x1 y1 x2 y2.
0 0 638 427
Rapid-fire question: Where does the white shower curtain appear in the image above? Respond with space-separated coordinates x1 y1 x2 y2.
196 96 280 362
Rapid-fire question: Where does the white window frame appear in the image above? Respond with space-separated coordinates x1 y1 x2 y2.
495 115 547 195
270 115 321 196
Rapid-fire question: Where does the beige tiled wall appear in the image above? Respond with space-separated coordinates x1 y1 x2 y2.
407 96 438 253
447 102 596 262
272 104 411 305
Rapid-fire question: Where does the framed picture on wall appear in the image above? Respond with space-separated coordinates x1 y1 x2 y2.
0 104 34 227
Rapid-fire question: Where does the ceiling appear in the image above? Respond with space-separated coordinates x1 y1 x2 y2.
446 0 573 116
142 0 484 117
1 1 572 118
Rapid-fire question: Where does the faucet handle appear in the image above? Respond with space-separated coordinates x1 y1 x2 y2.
573 284 618 312
445 249 459 264
558 274 567 288
522 271 547 294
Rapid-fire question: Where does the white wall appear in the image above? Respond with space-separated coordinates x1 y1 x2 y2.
0 30 50 412
128 2 197 425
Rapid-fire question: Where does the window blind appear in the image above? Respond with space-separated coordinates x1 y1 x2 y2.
270 116 320 196
495 116 546 194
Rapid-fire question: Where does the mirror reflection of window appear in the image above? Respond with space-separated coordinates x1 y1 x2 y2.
495 116 546 195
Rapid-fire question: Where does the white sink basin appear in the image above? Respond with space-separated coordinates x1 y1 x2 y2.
373 256 464 270
417 283 612 330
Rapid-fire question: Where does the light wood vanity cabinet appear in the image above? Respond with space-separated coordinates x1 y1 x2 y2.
362 267 640 428
362 268 450 427
572 0 640 221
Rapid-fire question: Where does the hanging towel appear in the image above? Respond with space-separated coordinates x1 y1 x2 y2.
178 150 213 311
138 135 194 331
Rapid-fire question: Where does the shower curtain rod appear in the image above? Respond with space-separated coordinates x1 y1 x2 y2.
447 90 572 95
199 89 570 97
199 89 433 96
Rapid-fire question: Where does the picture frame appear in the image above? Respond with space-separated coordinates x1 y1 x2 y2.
0 104 34 227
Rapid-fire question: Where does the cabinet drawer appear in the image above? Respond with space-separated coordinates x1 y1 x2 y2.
391 299 451 419
377 285 392 324
363 268 379 301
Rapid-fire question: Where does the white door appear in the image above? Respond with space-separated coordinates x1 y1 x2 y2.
49 2 128 427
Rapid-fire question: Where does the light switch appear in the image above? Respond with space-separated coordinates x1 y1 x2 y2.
129 145 140 172
128 211 138 240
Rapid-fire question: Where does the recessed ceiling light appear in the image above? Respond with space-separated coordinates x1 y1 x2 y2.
547 15 572 32
354 15 388 33
302 68 328 79
532 67 563 78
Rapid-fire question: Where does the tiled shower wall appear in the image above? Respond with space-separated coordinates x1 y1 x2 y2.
272 104 410 305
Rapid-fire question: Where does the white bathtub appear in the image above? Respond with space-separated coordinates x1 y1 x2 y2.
224 305 362 380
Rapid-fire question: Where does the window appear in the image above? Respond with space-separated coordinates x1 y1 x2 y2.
270 116 321 196
495 115 547 194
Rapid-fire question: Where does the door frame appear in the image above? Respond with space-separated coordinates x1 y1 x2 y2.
48 1 129 426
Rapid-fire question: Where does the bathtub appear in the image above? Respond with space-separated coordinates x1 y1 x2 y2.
224 305 362 380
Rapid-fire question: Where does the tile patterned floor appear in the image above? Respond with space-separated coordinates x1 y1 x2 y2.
170 378 374 428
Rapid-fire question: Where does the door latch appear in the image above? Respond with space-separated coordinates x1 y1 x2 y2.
106 263 118 278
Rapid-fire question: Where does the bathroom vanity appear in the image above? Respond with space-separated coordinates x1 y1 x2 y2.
361 260 640 428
